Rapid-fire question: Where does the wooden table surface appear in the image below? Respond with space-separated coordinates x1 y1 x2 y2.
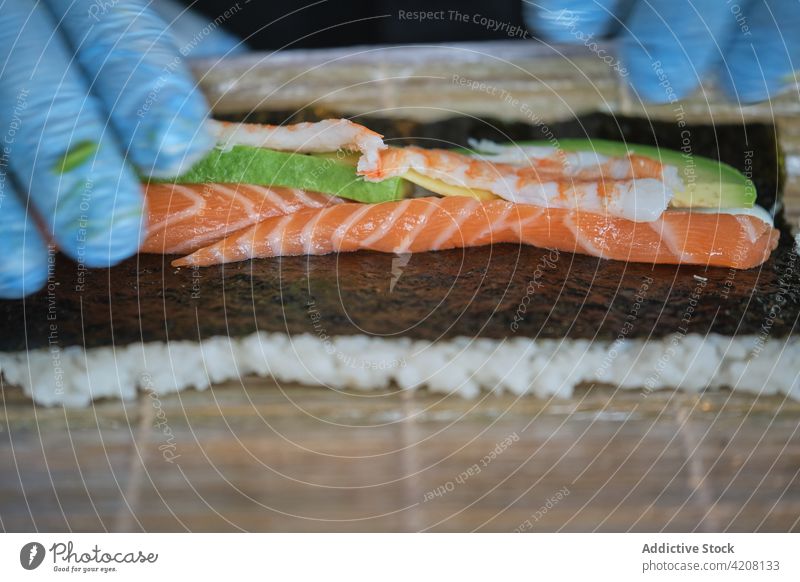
2 383 798 532
2 41 800 532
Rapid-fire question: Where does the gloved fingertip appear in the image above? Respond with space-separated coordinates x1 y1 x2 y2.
0 179 49 298
619 0 735 103
717 0 800 103
50 149 146 268
619 42 702 103
523 0 622 43
0 225 49 299
77 191 145 268
189 36 248 60
150 0 248 59
0 258 48 299
129 89 214 178
720 68 789 104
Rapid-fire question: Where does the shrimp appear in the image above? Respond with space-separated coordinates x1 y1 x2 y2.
468 139 682 185
207 118 386 175
360 146 681 222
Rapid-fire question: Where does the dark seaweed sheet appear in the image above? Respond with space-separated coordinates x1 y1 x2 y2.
1 114 797 352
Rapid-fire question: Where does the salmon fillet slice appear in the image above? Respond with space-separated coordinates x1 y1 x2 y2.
172 196 779 269
140 183 341 254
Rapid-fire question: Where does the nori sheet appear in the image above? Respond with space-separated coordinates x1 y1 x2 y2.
0 114 797 352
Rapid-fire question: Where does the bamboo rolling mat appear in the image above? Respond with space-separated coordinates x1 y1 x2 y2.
2 41 799 532
2 384 799 532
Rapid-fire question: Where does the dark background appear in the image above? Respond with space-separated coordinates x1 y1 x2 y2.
191 0 528 49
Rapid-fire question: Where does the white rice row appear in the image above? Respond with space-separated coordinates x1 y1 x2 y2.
1 332 798 407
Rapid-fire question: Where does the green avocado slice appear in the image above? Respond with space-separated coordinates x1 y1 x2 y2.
162 145 407 204
468 139 756 209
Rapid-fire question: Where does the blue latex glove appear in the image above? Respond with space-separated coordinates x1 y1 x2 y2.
151 0 246 60
0 0 231 298
524 0 800 103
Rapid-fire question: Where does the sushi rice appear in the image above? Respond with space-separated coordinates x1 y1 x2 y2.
1 332 798 407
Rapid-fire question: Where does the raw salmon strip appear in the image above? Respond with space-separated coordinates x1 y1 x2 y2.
141 183 341 254
172 196 779 270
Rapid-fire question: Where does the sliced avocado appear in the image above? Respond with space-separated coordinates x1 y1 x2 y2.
465 139 756 209
311 150 362 165
163 146 408 204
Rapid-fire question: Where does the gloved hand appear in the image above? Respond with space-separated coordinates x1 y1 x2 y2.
0 0 239 298
524 0 800 103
